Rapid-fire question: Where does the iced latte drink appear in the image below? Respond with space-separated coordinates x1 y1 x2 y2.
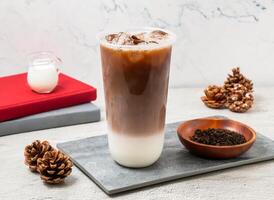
99 28 175 167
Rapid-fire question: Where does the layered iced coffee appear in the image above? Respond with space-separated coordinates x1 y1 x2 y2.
99 28 175 167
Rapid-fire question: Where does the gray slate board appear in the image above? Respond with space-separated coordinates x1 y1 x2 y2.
0 103 100 137
57 121 274 195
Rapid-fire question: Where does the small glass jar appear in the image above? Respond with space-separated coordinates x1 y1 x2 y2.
27 52 62 93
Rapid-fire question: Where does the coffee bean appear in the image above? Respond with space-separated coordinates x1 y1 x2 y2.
190 128 246 146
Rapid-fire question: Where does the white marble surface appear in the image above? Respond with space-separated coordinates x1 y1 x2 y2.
0 0 274 88
0 87 274 200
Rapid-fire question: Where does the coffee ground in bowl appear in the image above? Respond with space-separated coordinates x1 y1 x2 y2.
190 128 246 146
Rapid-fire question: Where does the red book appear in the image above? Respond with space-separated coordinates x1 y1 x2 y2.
0 73 96 122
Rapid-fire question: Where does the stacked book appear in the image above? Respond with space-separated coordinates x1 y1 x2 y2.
0 73 100 136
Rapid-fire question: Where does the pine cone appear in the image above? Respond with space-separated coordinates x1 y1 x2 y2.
228 94 254 113
226 84 254 112
224 67 253 93
226 84 249 104
37 150 73 184
24 140 53 172
201 85 227 109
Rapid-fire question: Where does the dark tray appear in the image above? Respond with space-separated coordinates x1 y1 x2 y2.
57 120 274 195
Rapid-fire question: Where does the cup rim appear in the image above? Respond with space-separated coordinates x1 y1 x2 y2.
27 51 62 67
97 27 176 50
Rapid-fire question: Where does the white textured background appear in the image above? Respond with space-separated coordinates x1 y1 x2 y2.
0 0 274 89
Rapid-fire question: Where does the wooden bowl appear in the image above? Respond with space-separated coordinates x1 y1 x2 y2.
177 117 256 159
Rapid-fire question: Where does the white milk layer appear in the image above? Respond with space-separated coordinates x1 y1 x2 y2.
108 131 164 168
27 63 58 93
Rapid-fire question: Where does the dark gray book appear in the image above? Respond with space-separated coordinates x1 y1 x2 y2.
0 103 100 137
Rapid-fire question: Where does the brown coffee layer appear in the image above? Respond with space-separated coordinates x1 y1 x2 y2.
101 45 172 136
